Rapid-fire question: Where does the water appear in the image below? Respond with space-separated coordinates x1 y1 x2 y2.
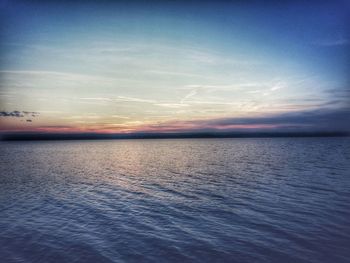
0 138 349 263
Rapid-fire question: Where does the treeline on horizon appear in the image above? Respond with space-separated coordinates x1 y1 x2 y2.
1 131 349 141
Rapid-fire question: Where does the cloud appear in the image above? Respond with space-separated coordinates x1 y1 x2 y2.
0 111 39 118
0 70 114 82
154 103 189 108
79 96 156 104
112 115 130 119
202 108 349 128
136 107 350 133
0 110 24 117
115 96 155 103
146 70 204 78
314 37 350 47
23 111 40 117
270 81 286 91
182 84 248 91
181 89 198 104
79 97 113 101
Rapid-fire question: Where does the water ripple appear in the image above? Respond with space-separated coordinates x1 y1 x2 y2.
1 138 350 262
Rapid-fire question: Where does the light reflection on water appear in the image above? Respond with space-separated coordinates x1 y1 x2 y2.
0 138 350 262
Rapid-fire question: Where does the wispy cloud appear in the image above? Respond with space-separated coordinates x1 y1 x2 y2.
154 103 189 108
180 89 198 104
79 96 155 103
313 37 350 46
112 115 130 119
0 70 104 81
146 70 205 78
79 97 113 101
270 81 286 91
115 96 155 103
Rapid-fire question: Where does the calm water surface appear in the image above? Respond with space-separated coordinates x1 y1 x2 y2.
0 138 349 263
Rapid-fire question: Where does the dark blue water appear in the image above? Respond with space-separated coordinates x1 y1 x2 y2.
1 138 349 263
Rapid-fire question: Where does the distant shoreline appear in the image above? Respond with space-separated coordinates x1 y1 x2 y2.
1 132 349 141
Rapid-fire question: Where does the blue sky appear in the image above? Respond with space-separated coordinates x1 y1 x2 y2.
0 0 349 133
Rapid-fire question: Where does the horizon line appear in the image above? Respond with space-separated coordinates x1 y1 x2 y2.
1 131 349 141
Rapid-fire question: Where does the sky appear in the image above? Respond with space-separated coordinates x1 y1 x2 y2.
0 0 349 134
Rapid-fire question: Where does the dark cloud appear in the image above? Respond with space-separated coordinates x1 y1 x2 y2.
0 111 39 118
0 110 24 117
197 108 350 131
138 107 350 133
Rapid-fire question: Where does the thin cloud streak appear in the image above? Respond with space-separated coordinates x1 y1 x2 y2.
314 37 350 46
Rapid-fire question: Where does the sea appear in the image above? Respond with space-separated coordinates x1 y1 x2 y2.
0 138 349 263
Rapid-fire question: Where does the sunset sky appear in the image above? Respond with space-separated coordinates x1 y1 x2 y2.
0 1 349 134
